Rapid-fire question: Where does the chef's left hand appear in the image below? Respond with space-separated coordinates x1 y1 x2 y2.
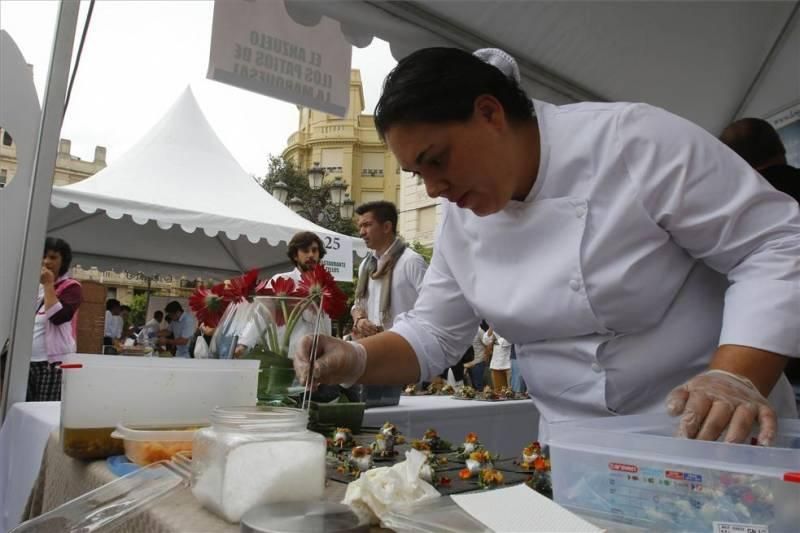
666 369 776 445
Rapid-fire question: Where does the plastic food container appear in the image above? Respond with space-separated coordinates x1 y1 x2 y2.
60 354 259 460
191 406 326 523
548 414 800 532
111 424 204 466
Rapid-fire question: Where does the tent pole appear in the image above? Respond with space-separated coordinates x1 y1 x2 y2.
47 209 103 232
729 1 800 122
1 0 81 419
215 235 247 273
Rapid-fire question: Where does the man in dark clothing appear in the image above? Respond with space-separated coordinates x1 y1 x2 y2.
720 117 800 386
720 117 800 201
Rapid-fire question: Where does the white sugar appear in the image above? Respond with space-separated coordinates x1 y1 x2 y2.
193 439 325 523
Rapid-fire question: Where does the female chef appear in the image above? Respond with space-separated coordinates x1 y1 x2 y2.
295 47 799 445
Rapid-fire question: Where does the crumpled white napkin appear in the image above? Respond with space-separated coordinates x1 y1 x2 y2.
343 449 440 525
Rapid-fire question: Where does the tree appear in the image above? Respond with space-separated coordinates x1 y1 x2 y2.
410 241 433 264
129 293 148 327
260 155 358 237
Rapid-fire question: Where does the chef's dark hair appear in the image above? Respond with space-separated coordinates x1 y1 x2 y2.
374 47 534 139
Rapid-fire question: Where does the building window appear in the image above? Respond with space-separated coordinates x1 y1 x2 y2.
361 169 383 177
0 169 7 188
2 131 12 146
106 287 117 299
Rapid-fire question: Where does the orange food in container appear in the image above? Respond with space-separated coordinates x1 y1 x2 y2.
111 424 204 466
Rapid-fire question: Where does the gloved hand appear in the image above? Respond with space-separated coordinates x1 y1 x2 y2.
293 334 367 389
666 369 776 446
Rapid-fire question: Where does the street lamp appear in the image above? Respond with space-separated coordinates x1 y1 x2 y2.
307 162 325 190
340 194 355 220
329 176 346 206
287 196 304 213
271 180 289 204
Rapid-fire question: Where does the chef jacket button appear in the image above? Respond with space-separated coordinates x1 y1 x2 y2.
591 363 602 373
575 206 586 218
569 279 582 291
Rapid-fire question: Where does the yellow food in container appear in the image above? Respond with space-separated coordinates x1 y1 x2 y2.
111 424 204 466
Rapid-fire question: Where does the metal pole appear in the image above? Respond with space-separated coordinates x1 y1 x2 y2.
0 0 81 420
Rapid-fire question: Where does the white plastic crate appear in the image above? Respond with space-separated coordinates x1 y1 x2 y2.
549 414 800 532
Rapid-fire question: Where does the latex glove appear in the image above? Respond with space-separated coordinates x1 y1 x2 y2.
666 369 776 445
293 334 367 389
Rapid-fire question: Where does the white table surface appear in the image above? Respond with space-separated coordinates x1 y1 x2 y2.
363 395 539 458
0 401 61 532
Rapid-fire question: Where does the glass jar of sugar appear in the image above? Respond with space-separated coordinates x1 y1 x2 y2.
191 406 326 523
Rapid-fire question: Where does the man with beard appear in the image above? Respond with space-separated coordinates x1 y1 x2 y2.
235 231 331 356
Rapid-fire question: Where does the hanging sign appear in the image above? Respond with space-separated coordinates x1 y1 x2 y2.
208 0 352 117
320 233 354 283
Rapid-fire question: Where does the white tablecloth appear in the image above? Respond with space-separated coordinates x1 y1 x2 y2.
363 395 539 457
0 402 61 532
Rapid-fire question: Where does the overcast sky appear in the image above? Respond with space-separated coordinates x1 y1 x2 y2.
0 0 397 177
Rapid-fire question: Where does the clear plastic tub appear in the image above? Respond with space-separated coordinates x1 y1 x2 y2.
191 406 327 523
548 414 800 532
110 424 204 466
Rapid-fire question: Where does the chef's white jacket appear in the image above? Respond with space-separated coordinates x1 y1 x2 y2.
392 100 800 435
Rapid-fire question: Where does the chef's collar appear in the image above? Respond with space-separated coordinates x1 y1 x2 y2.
508 99 550 209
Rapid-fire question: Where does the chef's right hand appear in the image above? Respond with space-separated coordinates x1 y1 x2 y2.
294 335 367 389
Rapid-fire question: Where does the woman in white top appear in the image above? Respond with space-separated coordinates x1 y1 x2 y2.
295 47 800 446
483 328 512 390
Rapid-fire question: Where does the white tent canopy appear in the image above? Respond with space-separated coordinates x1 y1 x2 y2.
284 0 799 134
48 87 366 280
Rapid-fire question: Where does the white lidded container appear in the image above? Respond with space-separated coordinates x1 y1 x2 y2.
60 354 259 460
548 414 800 532
191 406 326 523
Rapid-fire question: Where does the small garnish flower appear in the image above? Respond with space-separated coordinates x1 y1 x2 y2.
479 468 505 488
459 468 473 480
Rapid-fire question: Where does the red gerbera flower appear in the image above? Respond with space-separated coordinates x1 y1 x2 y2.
189 283 229 327
224 269 259 302
296 264 347 318
254 276 299 327
256 276 297 297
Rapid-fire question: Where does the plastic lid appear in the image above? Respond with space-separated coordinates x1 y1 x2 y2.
240 502 368 533
211 405 308 432
110 424 204 442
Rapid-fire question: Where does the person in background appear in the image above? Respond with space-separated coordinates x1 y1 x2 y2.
161 301 195 358
464 320 491 389
484 327 512 390
119 305 133 340
235 231 331 357
103 298 121 348
142 310 164 342
720 117 800 202
351 201 427 338
720 117 800 391
28 237 82 401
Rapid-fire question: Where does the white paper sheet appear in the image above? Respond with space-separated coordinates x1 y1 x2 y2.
451 484 604 533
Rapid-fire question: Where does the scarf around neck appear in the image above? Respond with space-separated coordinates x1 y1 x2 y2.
355 237 406 325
